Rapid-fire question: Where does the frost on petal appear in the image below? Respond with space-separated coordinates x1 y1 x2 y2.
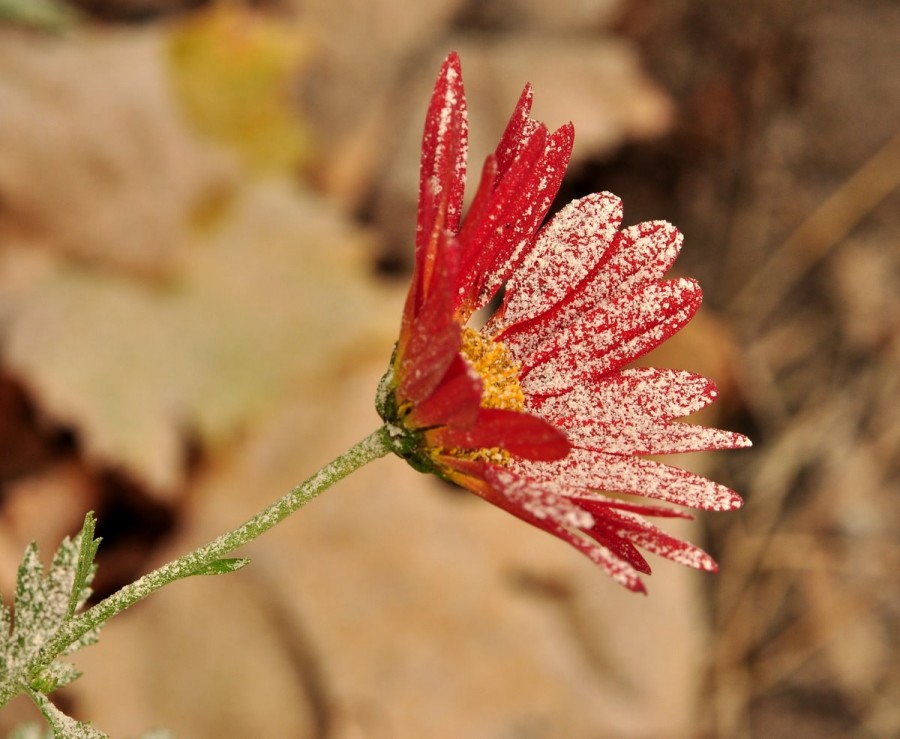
491 192 624 333
516 279 703 396
500 220 683 350
456 124 574 316
481 466 648 591
417 52 468 253
476 124 575 311
591 220 684 300
588 508 718 571
512 447 744 511
494 83 538 175
486 466 594 528
554 220 684 320
532 368 752 455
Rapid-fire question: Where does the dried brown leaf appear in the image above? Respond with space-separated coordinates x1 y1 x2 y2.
1 182 399 496
0 27 233 275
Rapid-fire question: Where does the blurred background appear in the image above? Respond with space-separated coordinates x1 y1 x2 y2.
0 0 897 737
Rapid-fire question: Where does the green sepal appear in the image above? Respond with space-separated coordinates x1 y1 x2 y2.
374 354 397 422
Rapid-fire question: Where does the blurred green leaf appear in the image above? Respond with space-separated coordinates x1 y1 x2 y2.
167 3 316 174
0 0 78 31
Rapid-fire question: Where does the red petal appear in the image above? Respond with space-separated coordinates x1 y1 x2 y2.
580 521 651 573
397 321 461 405
474 124 575 312
482 466 647 592
406 354 481 429
454 154 499 266
491 192 623 334
532 368 751 455
456 123 575 316
500 221 684 355
410 52 468 323
572 496 694 520
495 83 536 175
417 53 468 247
397 232 463 403
515 278 703 396
427 408 570 461
512 448 744 511
590 509 718 571
456 125 549 295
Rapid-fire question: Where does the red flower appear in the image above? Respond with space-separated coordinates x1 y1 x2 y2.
376 53 749 592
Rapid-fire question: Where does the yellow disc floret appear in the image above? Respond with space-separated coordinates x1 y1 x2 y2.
451 328 525 464
460 328 525 412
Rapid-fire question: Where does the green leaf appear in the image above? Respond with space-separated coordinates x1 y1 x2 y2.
0 514 102 697
29 691 108 739
192 558 251 576
67 513 101 620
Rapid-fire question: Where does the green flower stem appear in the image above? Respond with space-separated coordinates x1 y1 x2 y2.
30 426 392 684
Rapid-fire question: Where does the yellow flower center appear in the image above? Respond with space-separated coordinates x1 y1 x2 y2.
460 328 525 412
453 328 525 464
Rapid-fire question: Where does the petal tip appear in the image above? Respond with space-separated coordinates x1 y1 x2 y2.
630 579 648 595
727 493 745 511
443 51 461 71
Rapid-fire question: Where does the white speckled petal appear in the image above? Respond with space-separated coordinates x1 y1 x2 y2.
497 192 623 330
487 466 595 529
483 466 647 592
592 509 718 571
531 368 752 454
514 279 702 396
511 448 744 511
470 124 575 312
580 220 684 304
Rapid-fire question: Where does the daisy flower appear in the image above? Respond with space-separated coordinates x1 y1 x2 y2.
376 52 749 592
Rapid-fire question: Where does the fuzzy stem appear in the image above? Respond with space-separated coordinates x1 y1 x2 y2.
5 426 391 704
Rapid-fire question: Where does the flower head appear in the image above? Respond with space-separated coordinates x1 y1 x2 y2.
376 53 750 592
